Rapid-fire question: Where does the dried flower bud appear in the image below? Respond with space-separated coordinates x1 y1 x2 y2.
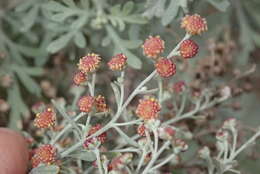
220 86 231 100
172 81 186 93
155 58 176 78
31 144 57 168
142 36 165 58
78 53 101 73
179 39 199 59
181 14 207 35
158 126 176 140
0 99 10 112
73 71 87 85
31 102 46 114
95 95 109 112
222 118 237 131
216 129 229 142
0 74 13 87
144 153 152 164
138 137 149 148
108 53 127 71
34 108 56 129
77 96 95 113
198 146 210 159
136 97 161 120
109 153 133 171
173 139 188 153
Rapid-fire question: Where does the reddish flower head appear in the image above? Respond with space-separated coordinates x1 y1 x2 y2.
136 97 161 120
95 95 109 112
155 58 176 78
83 124 107 148
137 123 147 136
142 36 165 58
108 53 127 71
31 144 56 168
179 39 199 59
78 53 101 73
77 96 95 113
34 108 56 129
173 81 186 93
181 14 207 35
73 71 87 85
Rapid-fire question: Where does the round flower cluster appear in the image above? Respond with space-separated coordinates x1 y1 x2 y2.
78 53 101 73
73 71 87 85
73 53 102 86
77 95 109 113
181 14 207 35
179 39 199 59
142 36 165 58
31 144 57 168
34 108 56 129
77 95 95 113
107 53 127 71
136 97 161 120
155 58 176 78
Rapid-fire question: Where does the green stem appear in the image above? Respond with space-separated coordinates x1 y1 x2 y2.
50 113 85 145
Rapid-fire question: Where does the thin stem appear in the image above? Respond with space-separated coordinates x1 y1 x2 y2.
163 99 201 126
89 73 96 96
94 148 104 174
231 129 238 157
50 113 85 145
52 100 82 139
176 92 187 117
149 153 176 171
230 130 260 161
167 33 191 58
224 141 229 161
119 71 125 108
113 119 142 127
113 126 139 147
110 148 140 153
157 78 163 104
136 149 147 173
153 129 159 154
141 141 171 174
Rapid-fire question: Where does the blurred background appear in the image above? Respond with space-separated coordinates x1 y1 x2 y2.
0 0 260 173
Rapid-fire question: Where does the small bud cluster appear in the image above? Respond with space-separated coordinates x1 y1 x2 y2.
83 124 107 149
179 39 199 59
172 81 186 93
108 53 127 71
34 108 56 129
31 144 57 168
158 126 176 140
73 71 87 85
142 36 165 58
95 95 109 112
137 123 147 136
109 153 133 171
136 97 161 120
77 95 109 113
78 53 101 73
155 58 176 78
77 95 95 113
181 14 207 35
